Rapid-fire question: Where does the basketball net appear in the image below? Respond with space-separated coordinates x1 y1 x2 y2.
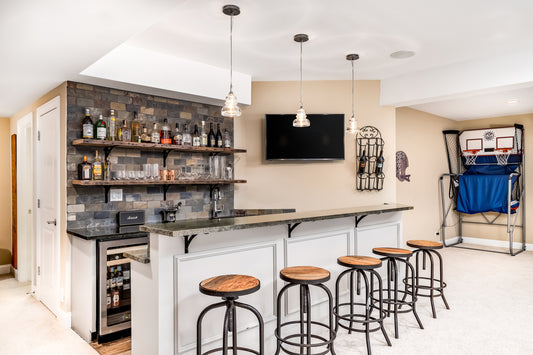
463 150 479 165
495 149 511 165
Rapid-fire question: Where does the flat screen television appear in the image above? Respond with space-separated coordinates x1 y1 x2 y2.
265 114 345 160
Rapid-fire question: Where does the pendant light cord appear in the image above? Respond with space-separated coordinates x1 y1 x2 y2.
351 59 355 117
229 14 234 92
299 41 303 106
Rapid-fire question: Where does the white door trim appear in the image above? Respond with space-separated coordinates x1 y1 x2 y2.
35 96 61 317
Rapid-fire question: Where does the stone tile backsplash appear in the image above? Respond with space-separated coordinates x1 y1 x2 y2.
66 81 235 229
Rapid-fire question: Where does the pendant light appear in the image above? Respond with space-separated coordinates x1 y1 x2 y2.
221 4 241 117
293 34 310 127
346 53 359 134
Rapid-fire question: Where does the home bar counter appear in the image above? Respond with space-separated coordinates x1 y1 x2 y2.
132 203 413 355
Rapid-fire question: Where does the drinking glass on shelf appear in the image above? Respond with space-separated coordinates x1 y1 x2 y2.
136 171 145 180
151 163 159 180
142 164 151 180
127 170 136 180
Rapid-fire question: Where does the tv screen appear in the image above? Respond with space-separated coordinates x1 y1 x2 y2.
265 114 345 160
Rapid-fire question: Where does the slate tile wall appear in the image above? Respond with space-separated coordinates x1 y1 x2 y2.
66 81 235 229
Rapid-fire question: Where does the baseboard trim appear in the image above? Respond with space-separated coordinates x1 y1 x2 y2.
0 264 11 275
443 236 533 251
57 310 72 328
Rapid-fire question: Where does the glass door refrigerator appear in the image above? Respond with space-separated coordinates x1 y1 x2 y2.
97 234 148 341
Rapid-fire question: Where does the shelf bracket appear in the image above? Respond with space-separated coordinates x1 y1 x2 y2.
287 222 301 238
355 215 367 228
162 150 172 167
183 234 198 254
104 185 110 203
163 184 170 201
103 146 115 161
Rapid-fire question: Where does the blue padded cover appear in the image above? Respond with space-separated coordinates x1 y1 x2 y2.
457 174 518 214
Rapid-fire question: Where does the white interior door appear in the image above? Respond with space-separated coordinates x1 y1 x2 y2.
16 113 33 282
35 96 60 316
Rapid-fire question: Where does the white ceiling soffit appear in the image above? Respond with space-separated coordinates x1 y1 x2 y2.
0 0 177 117
79 44 252 106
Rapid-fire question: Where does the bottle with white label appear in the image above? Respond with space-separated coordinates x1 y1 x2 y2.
182 124 192 146
82 108 93 139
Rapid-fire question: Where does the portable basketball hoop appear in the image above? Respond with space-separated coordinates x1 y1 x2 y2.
463 149 480 165
495 148 511 165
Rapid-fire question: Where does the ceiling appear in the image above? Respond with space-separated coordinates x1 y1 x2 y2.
2 0 533 119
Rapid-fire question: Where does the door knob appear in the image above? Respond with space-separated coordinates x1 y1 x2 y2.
46 219 57 226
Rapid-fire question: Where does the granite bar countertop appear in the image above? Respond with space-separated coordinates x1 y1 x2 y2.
124 247 150 264
140 203 413 237
67 227 148 241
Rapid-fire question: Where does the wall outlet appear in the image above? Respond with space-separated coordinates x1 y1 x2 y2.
110 188 123 202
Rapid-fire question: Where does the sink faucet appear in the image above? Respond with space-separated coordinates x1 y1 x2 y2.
211 187 224 218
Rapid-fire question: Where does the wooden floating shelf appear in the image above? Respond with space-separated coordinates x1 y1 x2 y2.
72 179 247 186
72 139 246 154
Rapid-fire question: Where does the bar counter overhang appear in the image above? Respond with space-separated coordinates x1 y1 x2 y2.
132 203 413 354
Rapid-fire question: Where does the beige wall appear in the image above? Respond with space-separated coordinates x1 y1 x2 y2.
234 80 396 211
395 108 458 243
457 114 532 244
0 118 11 254
10 82 69 311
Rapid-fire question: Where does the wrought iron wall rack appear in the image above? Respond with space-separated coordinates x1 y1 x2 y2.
356 126 385 191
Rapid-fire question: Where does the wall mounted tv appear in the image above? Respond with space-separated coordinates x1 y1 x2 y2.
265 114 345 160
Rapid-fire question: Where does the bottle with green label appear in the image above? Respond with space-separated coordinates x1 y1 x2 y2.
94 114 107 140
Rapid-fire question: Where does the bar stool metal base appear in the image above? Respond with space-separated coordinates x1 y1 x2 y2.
334 268 391 355
275 283 336 355
197 296 264 355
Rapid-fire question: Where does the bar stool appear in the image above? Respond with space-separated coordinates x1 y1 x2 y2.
197 274 264 355
404 240 450 318
372 247 423 339
275 266 336 355
333 256 391 355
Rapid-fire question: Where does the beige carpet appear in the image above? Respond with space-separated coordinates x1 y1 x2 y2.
334 246 533 355
1 247 532 354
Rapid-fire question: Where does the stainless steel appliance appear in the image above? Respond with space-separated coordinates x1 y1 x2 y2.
97 234 148 340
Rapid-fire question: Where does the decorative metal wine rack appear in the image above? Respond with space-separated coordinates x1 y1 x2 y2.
356 126 385 191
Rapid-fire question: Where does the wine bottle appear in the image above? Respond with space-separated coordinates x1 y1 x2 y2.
107 110 116 141
182 124 192 146
200 121 208 147
224 128 231 148
78 156 92 180
160 119 172 144
208 123 216 147
375 149 384 175
94 114 107 140
82 108 93 139
120 120 131 142
216 123 223 148
192 124 200 147
358 150 367 174
131 111 141 143
151 122 160 143
92 150 103 180
173 123 183 145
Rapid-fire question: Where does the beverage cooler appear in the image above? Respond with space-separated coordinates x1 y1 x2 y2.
96 235 148 340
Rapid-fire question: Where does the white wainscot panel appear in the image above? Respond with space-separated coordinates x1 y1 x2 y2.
175 241 282 354
284 229 353 317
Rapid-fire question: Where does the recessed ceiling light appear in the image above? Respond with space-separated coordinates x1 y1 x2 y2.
507 99 520 104
390 50 415 59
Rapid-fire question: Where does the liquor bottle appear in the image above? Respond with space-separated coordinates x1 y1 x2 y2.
120 120 131 142
208 123 216 147
358 150 367 174
182 124 192 146
160 119 172 144
94 114 106 140
78 156 92 180
104 158 111 180
151 122 160 144
200 121 208 147
107 110 116 141
140 125 151 143
110 267 116 289
92 150 103 180
112 285 120 307
223 128 231 148
375 149 384 175
192 124 200 147
131 111 141 143
116 266 124 289
82 108 93 139
216 124 223 148
173 123 183 145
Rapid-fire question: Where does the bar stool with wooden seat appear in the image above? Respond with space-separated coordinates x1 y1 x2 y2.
275 266 336 355
333 256 391 355
372 247 423 339
197 274 264 355
404 240 450 318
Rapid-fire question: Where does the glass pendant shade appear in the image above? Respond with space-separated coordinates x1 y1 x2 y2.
346 114 358 134
293 104 310 127
221 91 241 117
